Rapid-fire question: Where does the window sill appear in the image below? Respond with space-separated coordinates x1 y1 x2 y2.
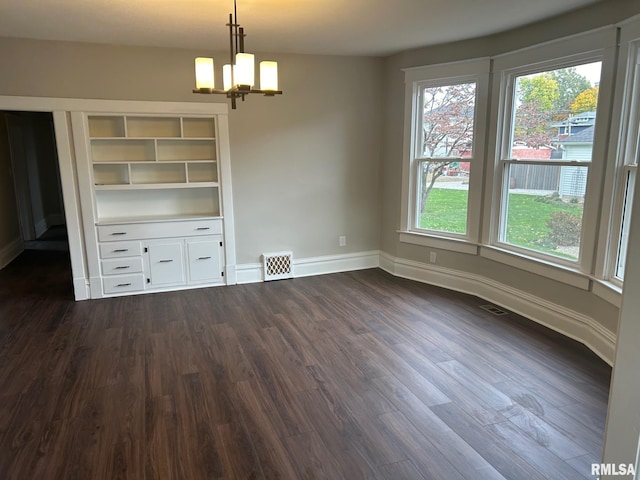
399 232 624 301
398 231 479 255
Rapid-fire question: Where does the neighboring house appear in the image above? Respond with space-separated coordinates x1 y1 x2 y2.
552 111 596 138
557 124 594 198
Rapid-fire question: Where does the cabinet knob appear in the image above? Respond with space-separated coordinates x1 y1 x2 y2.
197 256 212 260
116 283 132 287
196 227 210 231
113 249 129 253
111 232 127 236
159 259 174 263
114 266 131 269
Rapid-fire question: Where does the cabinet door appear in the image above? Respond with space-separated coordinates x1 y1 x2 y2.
187 237 223 284
147 241 186 287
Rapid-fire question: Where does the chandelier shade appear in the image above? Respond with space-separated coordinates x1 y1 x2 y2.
193 0 282 109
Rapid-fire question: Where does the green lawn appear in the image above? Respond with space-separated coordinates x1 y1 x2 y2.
419 189 583 258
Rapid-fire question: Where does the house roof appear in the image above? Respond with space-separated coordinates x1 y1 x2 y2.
560 125 595 144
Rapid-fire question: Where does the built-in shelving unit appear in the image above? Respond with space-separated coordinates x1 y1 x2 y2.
76 110 233 299
87 115 220 223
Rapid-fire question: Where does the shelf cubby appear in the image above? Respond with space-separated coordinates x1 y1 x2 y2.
187 162 218 183
157 139 216 161
93 163 130 186
88 116 125 138
183 118 216 138
131 163 186 185
127 117 181 138
91 139 155 162
95 187 219 221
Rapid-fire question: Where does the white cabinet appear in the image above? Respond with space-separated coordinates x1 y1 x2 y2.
147 241 186 287
95 219 225 296
187 238 223 284
76 111 233 298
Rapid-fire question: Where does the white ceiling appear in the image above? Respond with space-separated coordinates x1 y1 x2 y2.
0 0 604 56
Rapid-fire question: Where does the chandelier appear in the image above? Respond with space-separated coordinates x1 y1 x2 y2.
193 0 282 109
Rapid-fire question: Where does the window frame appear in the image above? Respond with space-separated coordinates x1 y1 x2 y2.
483 28 618 282
400 59 490 252
597 28 640 287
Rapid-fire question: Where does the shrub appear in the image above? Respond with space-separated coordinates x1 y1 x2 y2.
546 211 582 246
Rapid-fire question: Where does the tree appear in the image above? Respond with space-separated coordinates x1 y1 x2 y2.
518 74 559 112
419 83 475 213
570 86 599 114
513 100 555 149
549 67 592 114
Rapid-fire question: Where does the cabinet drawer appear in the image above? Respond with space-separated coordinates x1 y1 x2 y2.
103 274 145 295
99 241 142 259
97 219 222 242
101 257 144 276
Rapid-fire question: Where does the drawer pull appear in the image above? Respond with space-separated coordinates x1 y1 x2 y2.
111 232 127 236
114 266 131 270
159 259 174 263
113 249 129 253
116 283 132 287
197 256 212 260
196 227 210 231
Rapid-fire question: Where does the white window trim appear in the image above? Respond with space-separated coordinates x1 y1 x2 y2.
400 58 490 253
596 19 640 291
482 27 619 278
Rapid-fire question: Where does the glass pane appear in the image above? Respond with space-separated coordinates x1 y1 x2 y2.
511 62 601 161
416 160 469 234
615 170 636 280
503 164 586 261
421 82 476 158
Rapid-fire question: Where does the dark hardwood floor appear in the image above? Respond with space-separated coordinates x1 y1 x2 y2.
0 250 611 479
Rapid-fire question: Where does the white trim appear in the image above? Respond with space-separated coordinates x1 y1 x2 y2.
0 237 24 269
52 111 89 302
401 59 490 244
294 251 380 278
0 96 228 115
236 251 381 285
236 262 263 284
379 252 615 365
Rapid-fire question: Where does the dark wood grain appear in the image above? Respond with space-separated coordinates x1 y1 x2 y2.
0 250 611 479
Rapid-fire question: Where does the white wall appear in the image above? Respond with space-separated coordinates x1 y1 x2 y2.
0 38 383 269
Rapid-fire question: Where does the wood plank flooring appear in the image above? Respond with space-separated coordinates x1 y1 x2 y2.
0 250 611 479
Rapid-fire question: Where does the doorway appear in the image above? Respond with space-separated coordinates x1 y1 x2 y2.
0 111 71 292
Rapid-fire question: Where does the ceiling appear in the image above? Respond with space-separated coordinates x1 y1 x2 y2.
0 0 604 56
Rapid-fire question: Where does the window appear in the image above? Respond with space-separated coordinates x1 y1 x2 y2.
611 44 640 281
402 59 489 247
417 81 476 235
496 61 602 263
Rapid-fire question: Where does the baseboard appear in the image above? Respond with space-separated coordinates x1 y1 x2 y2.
236 250 381 285
379 252 616 366
0 237 24 270
73 277 90 301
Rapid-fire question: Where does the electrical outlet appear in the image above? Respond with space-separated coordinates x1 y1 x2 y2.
429 251 437 263
339 235 347 247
